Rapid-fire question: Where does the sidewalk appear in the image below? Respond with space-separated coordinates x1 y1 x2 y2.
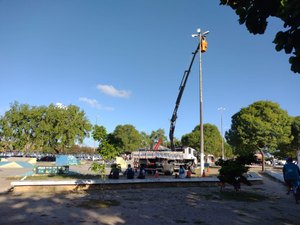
0 168 32 193
264 169 284 183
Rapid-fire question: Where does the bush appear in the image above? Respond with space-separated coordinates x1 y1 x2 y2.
216 154 257 191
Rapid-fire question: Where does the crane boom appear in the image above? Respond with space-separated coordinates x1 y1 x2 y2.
169 44 199 150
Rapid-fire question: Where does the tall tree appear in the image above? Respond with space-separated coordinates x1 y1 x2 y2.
220 0 300 73
225 100 292 171
292 116 300 166
92 125 107 144
181 123 224 157
276 116 300 159
291 116 300 151
44 104 92 153
26 105 48 151
109 124 142 152
0 102 92 153
0 102 41 151
0 102 18 150
140 131 151 148
92 125 119 160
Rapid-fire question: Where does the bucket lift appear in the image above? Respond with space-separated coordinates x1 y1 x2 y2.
169 38 208 150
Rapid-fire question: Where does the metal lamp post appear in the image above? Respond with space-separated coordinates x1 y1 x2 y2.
192 28 209 176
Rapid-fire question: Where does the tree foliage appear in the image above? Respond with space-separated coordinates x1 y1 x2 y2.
225 101 292 156
92 125 120 160
0 102 92 153
220 0 300 73
108 124 142 152
92 125 108 144
291 116 300 151
225 100 292 171
216 153 257 190
181 123 224 157
278 116 300 157
149 128 168 148
140 131 151 148
99 140 120 160
45 104 92 153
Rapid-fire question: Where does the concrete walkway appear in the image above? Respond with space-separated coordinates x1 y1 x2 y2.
0 168 33 193
264 169 284 183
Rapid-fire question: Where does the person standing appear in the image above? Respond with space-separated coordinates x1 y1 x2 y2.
283 157 300 194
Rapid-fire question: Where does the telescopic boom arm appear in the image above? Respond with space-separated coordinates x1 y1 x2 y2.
169 44 199 150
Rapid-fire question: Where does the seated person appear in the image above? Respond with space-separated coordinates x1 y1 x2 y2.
179 165 185 179
186 167 192 178
109 164 120 179
137 164 146 179
124 164 134 179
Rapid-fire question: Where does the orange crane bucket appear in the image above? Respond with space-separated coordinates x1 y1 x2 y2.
201 38 208 53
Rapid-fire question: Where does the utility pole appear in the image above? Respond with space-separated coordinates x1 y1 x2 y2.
192 28 209 176
93 115 99 153
218 107 225 160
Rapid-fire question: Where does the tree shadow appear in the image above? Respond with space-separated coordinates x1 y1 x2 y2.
0 190 126 225
2 176 300 225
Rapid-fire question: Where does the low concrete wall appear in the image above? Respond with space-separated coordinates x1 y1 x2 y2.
11 176 263 193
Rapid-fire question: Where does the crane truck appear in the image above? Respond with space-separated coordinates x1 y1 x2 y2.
131 41 207 175
131 146 197 175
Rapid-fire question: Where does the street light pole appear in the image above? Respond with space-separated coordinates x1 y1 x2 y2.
218 107 225 160
94 115 99 153
192 28 209 176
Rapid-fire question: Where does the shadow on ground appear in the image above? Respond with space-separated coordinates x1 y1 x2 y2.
1 176 300 225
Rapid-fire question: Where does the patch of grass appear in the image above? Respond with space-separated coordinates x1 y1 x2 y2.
78 199 120 209
22 173 101 180
218 190 269 202
6 176 23 180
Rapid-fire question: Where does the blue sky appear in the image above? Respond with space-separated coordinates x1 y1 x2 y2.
1 0 300 147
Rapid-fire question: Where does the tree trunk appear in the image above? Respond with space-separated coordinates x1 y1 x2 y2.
259 148 265 172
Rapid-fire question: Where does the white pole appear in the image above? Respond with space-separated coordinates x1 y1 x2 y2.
192 28 209 176
199 31 204 176
218 107 225 160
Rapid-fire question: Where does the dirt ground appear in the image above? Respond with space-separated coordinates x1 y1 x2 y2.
0 172 299 225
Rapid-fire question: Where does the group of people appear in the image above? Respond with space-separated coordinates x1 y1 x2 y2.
110 163 193 180
109 164 146 180
107 157 300 196
176 165 192 179
124 164 146 179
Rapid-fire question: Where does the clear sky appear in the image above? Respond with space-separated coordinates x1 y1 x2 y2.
1 0 300 147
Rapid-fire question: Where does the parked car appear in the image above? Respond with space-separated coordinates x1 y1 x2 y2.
38 156 56 162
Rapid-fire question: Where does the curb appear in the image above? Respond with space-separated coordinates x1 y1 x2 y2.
263 170 284 184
